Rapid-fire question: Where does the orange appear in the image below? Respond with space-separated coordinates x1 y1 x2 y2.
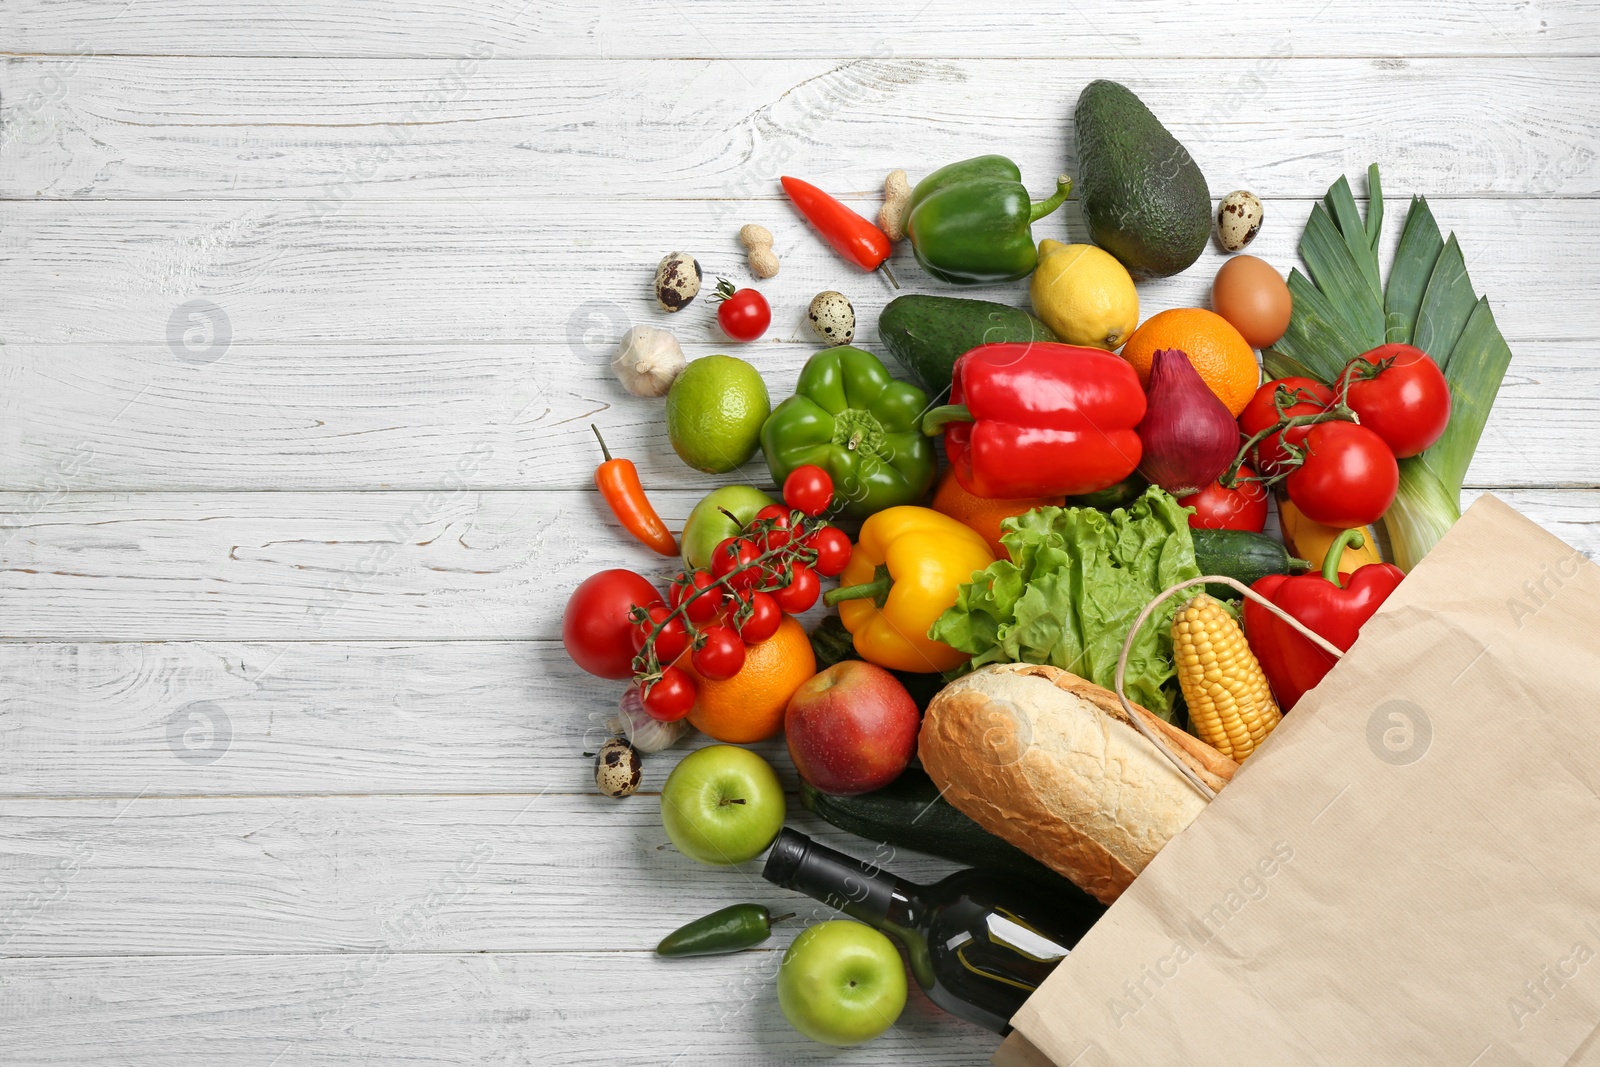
1119 307 1260 417
930 469 1062 560
687 616 815 743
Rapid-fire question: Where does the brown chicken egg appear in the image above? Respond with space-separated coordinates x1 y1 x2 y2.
1211 255 1292 348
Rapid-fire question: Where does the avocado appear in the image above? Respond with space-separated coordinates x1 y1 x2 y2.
878 294 1057 397
1074 79 1211 280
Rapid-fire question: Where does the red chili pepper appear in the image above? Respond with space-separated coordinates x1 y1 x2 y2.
780 175 899 288
920 342 1145 499
591 424 677 557
1243 529 1405 711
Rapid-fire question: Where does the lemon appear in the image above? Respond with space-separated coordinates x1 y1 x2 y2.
665 354 771 474
1029 240 1140 350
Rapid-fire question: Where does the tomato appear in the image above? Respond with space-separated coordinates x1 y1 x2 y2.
715 281 771 342
770 563 820 614
632 602 689 665
1285 422 1399 528
1177 466 1269 532
691 624 747 681
1336 344 1450 458
711 536 762 591
805 525 852 578
782 465 835 517
1238 378 1334 474
670 569 723 625
641 667 697 722
563 569 661 679
732 591 782 644
751 504 793 550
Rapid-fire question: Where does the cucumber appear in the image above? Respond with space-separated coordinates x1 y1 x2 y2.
799 770 1100 912
1191 528 1310 595
878 295 1056 397
1066 473 1149 511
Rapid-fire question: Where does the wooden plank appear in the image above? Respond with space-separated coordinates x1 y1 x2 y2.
2 489 1596 642
0 792 983 955
0 198 1589 348
0 951 997 1064
1 339 1594 492
6 0 1597 59
7 57 1599 200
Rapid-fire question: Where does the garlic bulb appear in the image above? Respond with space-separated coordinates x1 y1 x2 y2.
611 325 686 398
605 687 689 754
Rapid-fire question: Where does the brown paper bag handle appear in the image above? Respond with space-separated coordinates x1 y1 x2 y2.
1115 575 1348 802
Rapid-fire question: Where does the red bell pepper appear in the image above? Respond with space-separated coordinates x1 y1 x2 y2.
920 342 1145 499
1243 528 1405 710
780 175 899 287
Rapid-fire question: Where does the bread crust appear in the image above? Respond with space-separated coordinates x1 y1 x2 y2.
917 663 1237 904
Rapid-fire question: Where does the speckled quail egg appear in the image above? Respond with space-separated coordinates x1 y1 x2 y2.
1217 191 1264 252
654 252 702 312
807 291 855 345
594 737 643 799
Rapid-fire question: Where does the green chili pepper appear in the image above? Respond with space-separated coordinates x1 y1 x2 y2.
656 903 793 957
905 155 1072 285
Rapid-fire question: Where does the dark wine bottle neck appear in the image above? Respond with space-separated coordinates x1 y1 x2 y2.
762 829 910 925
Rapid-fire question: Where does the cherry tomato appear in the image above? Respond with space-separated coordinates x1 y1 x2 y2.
1238 378 1334 475
770 563 821 614
1177 466 1269 532
733 591 782 644
751 504 793 551
715 280 771 342
670 569 723 625
1335 344 1450 458
641 667 697 722
691 624 747 681
632 602 690 666
783 465 835 517
562 569 662 679
1286 422 1399 528
804 525 853 578
710 536 763 591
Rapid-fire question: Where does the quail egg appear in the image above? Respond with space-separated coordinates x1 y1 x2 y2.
807 291 855 345
594 737 643 799
1217 191 1264 252
654 252 702 312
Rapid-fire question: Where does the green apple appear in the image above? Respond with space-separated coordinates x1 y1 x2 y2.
680 485 777 571
778 921 907 1046
660 745 784 865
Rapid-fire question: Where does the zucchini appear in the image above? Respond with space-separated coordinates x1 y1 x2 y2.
799 770 1099 910
1191 528 1310 596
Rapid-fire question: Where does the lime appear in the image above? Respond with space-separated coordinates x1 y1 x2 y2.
665 355 771 474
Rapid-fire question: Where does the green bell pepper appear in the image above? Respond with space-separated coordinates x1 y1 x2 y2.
905 155 1072 285
761 346 936 519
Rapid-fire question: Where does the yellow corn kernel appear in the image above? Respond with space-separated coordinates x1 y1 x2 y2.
1172 594 1281 761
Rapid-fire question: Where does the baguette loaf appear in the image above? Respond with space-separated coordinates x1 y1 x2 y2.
917 663 1237 904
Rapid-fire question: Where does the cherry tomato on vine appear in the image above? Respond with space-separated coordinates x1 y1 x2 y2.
710 536 763 591
670 569 723 625
1177 465 1269 532
714 280 770 342
783 465 835 517
1335 344 1450 458
632 603 689 665
769 563 821 614
1238 377 1334 475
804 525 853 578
732 591 782 644
1285 422 1399 529
562 569 662 679
640 667 697 722
751 504 793 550
691 624 747 681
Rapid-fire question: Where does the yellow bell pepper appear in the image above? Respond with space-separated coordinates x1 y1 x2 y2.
823 507 995 673
1277 497 1384 571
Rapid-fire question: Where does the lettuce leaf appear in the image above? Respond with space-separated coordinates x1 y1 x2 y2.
929 486 1199 720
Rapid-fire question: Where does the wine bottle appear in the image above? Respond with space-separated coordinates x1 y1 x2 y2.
762 828 1105 1033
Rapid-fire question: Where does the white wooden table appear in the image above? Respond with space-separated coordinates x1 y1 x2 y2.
3 3 1597 1063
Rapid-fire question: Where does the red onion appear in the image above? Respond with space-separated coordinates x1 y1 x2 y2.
1136 349 1240 497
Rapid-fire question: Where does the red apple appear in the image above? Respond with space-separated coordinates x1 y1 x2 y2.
785 662 919 796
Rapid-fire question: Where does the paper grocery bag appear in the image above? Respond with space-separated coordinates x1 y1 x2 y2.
996 495 1600 1067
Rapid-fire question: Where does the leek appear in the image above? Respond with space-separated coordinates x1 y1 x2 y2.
1263 165 1514 571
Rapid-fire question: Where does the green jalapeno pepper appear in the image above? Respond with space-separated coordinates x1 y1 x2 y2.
656 903 793 957
905 155 1072 285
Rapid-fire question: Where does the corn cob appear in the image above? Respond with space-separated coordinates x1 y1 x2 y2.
1172 594 1281 760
